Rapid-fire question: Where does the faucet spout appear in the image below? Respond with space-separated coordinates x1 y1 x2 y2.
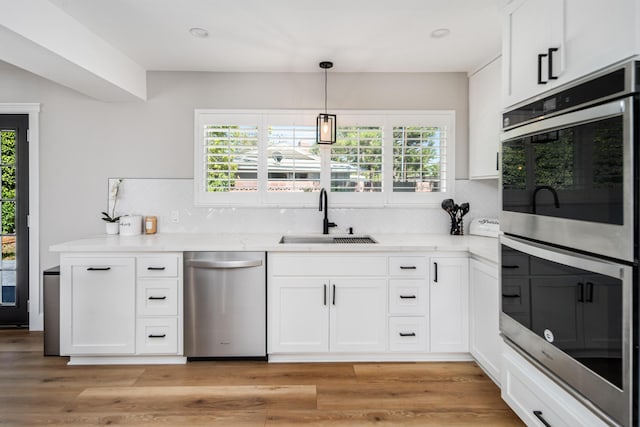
532 185 560 214
319 188 337 234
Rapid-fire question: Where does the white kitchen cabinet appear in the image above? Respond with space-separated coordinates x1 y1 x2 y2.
502 343 609 427
60 256 136 355
469 56 502 180
268 276 386 354
430 256 469 353
469 258 501 384
60 252 184 362
502 0 639 107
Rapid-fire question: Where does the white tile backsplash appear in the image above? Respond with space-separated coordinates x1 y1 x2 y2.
108 178 498 235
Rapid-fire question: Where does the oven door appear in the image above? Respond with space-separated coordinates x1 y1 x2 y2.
501 96 634 262
500 235 633 426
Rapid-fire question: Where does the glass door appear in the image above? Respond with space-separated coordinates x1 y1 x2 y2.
0 115 28 326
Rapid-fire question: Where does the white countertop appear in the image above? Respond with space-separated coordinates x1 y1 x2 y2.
50 233 499 264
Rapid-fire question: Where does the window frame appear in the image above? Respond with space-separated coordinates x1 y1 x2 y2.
194 109 455 207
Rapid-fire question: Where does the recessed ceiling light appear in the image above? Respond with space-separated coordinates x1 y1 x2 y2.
189 27 209 38
430 28 451 39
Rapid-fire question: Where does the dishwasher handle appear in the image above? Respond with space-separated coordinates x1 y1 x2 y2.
186 259 263 269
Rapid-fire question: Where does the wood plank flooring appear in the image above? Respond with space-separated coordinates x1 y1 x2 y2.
0 330 524 426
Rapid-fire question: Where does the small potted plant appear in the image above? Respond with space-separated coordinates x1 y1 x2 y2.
102 179 122 234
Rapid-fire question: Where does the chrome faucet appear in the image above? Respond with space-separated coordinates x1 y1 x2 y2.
532 185 560 214
319 188 337 234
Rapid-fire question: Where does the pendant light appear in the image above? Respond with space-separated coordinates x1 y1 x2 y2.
317 61 336 144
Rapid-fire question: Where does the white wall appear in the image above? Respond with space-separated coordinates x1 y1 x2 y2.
0 61 477 272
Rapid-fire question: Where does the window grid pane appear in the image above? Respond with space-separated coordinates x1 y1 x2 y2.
392 126 447 193
203 125 259 193
267 125 320 192
330 126 383 193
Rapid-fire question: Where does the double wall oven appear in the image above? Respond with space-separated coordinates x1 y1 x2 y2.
500 60 638 427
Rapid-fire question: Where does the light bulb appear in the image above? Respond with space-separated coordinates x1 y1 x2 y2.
323 122 329 133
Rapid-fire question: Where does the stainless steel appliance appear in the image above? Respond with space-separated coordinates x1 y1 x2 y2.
184 252 266 358
500 60 639 427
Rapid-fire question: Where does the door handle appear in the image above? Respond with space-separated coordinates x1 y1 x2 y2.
332 284 336 305
148 334 166 339
496 152 499 171
87 267 111 271
502 293 521 298
533 410 551 427
537 53 548 84
323 284 327 306
400 266 417 270
147 266 166 271
148 296 167 300
586 282 594 303
399 295 417 299
577 282 584 303
548 47 559 80
399 332 416 337
434 262 438 283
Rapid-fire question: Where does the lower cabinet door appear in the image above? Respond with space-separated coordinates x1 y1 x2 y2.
136 317 178 355
388 316 428 352
430 257 469 353
61 257 135 355
330 279 387 352
269 278 329 353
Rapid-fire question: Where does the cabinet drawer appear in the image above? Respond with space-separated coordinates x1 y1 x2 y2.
136 279 178 316
502 346 608 427
389 280 428 315
389 257 427 276
136 317 178 355
270 254 387 276
388 317 428 352
137 255 179 278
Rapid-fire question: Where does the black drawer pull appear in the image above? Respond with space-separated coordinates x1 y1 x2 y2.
537 53 548 84
147 266 166 271
400 266 417 270
502 265 520 269
434 262 438 283
399 295 417 299
399 332 416 337
87 267 111 271
148 296 167 300
533 410 551 427
148 334 166 339
502 293 521 298
548 47 558 80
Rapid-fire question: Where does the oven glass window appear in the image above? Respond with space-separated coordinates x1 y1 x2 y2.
502 116 623 224
501 245 623 388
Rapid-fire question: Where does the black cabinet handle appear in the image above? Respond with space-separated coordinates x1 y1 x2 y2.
148 334 166 339
548 47 559 80
400 295 417 299
502 265 520 269
434 262 438 283
533 410 551 427
147 266 166 271
332 284 336 305
323 284 327 306
399 332 416 337
537 53 548 84
496 152 499 171
502 293 521 298
577 282 584 303
87 267 111 271
400 266 417 270
586 282 594 303
148 296 167 300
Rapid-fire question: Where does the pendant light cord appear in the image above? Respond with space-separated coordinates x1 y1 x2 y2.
324 68 328 114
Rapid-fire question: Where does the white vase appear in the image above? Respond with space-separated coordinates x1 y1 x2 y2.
105 222 119 235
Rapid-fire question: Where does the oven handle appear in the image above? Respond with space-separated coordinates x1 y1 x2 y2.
500 235 628 280
501 97 628 141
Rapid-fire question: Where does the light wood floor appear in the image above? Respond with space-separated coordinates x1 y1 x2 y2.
0 330 523 426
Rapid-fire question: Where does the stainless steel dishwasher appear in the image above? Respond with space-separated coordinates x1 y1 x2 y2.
183 252 266 359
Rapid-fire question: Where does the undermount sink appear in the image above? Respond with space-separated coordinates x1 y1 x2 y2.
279 235 377 244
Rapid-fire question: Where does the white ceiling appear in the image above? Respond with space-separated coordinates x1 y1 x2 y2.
0 0 504 100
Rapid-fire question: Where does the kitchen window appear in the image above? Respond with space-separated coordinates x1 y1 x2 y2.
194 110 455 207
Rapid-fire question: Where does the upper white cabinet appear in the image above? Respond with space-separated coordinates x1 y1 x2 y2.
502 0 639 107
469 57 502 180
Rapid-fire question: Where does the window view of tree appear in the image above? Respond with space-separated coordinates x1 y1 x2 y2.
533 131 575 189
267 125 320 192
392 126 445 192
593 121 623 188
330 126 383 192
204 125 258 192
0 129 16 305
